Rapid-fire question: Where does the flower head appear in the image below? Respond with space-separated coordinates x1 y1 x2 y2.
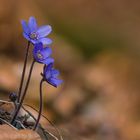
33 43 54 65
43 63 63 87
21 17 52 45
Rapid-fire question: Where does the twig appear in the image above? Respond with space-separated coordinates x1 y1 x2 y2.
22 106 36 121
0 118 17 130
47 131 59 140
15 120 26 129
23 104 63 140
0 100 13 104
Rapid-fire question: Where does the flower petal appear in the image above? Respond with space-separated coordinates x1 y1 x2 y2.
28 17 37 32
21 20 30 34
43 58 54 65
48 78 63 87
34 42 43 50
33 43 52 61
51 69 60 77
37 25 52 38
30 39 37 44
44 63 53 73
33 43 42 60
23 33 30 41
39 38 52 45
45 71 51 79
42 47 52 58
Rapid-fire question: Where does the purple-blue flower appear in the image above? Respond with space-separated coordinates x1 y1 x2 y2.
33 43 54 65
21 16 52 45
43 63 63 87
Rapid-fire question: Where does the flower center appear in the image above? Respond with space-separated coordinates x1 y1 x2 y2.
37 50 43 59
30 32 38 39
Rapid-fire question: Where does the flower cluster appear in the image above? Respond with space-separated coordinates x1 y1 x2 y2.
21 17 63 87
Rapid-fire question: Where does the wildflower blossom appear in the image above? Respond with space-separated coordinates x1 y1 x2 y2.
21 17 52 45
43 63 63 87
33 43 54 65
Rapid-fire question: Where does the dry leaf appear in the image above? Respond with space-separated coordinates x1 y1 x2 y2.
0 125 41 140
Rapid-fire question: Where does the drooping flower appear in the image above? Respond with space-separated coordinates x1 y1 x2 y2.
9 93 17 102
21 16 52 45
43 63 63 87
33 43 54 65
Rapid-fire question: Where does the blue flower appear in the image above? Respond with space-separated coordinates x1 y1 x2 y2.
43 63 63 87
21 17 52 45
33 43 54 65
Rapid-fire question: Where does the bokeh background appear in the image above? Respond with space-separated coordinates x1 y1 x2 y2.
0 0 140 139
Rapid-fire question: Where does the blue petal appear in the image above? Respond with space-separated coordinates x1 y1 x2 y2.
44 63 53 73
42 58 54 65
37 25 52 38
30 39 37 44
34 42 43 49
33 43 43 60
28 17 38 32
45 71 51 79
51 69 60 77
41 47 52 58
21 20 30 34
48 78 63 87
23 33 30 41
39 38 52 45
33 44 52 60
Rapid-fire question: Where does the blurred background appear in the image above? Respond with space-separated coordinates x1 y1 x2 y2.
0 0 140 139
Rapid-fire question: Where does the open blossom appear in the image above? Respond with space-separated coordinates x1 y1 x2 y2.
21 16 52 45
33 43 54 65
43 63 63 87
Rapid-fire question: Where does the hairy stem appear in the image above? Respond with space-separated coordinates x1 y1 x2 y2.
11 59 36 124
33 79 44 130
17 41 30 103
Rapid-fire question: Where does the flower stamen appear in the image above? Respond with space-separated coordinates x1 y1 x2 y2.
30 32 38 39
37 50 43 59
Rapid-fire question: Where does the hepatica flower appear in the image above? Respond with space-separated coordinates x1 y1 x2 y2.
10 16 63 130
21 16 52 45
33 43 54 65
43 63 63 87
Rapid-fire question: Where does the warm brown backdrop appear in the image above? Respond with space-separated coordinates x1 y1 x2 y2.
0 0 140 139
